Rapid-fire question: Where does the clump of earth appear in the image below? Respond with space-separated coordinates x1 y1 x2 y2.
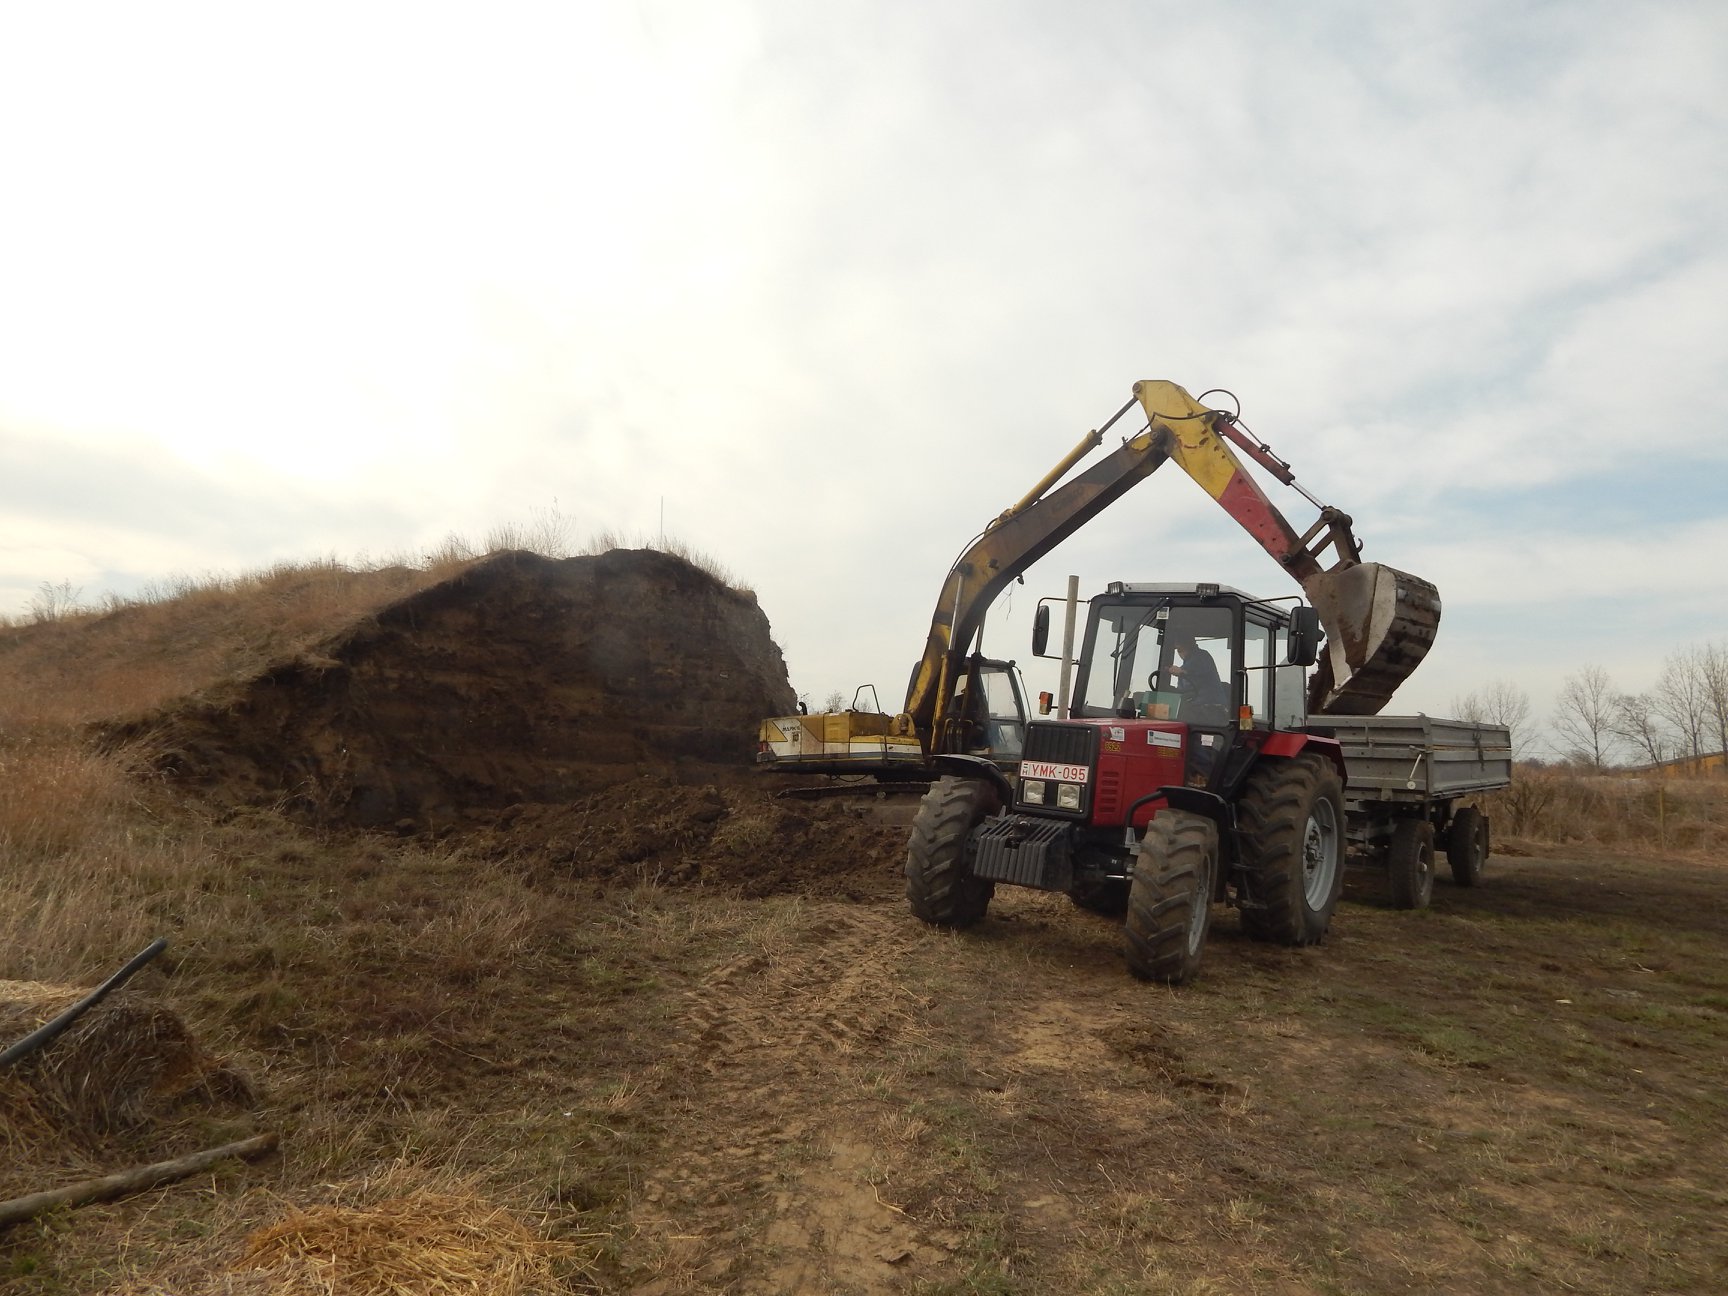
120 549 800 829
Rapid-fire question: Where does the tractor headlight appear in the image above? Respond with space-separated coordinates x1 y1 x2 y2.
1022 779 1046 804
1056 783 1082 810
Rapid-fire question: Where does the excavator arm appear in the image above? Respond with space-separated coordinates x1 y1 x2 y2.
901 380 1439 749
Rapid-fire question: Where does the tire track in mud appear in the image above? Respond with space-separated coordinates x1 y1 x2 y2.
631 901 938 1294
677 906 925 1076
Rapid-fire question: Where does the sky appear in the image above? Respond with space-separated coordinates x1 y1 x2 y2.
2 0 1724 754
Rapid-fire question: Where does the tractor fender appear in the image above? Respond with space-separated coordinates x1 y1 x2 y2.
1125 786 1238 869
1260 731 1348 787
931 754 1016 806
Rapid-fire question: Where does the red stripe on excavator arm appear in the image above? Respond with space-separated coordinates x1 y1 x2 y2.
1214 475 1315 580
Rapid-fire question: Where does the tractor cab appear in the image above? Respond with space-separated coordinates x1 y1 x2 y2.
1057 583 1319 798
1022 583 1324 811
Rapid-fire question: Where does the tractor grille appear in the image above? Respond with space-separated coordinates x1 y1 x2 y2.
1022 722 1098 767
1094 766 1123 821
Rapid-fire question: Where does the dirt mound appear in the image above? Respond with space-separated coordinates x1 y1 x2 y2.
113 550 796 828
466 773 913 900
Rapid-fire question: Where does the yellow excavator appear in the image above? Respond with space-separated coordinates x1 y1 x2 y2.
756 379 1440 775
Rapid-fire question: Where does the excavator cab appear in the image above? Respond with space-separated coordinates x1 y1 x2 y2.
933 655 1029 765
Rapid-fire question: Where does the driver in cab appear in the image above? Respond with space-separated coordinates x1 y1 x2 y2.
1167 629 1225 709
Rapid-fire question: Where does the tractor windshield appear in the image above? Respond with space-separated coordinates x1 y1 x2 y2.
1076 602 1234 723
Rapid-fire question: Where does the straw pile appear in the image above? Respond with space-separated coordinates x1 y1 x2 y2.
0 979 251 1139
234 1177 591 1295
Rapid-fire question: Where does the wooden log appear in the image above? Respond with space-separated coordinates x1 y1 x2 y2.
0 1132 278 1228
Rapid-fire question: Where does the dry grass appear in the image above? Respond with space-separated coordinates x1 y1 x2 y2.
0 979 248 1144
234 1164 597 1295
0 736 230 985
585 527 749 595
0 564 439 731
1486 768 1728 853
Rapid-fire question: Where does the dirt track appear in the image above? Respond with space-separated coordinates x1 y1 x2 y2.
573 839 1726 1294
599 839 1728 1294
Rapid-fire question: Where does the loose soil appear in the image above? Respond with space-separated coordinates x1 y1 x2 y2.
108 549 795 827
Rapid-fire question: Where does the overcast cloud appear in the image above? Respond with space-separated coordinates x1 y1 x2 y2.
2 0 1724 745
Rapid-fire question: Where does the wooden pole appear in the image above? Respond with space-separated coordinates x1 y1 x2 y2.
0 1133 277 1229
0 937 168 1070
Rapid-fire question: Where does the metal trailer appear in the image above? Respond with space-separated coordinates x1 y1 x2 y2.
1305 714 1513 910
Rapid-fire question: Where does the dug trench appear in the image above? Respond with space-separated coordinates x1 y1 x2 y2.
3 548 1726 1292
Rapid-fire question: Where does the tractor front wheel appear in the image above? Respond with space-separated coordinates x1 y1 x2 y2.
906 776 998 928
1124 811 1218 985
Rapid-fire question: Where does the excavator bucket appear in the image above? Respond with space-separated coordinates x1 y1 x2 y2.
1303 563 1441 716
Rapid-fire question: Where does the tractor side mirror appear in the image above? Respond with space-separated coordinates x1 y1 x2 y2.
1287 605 1322 667
1032 604 1050 657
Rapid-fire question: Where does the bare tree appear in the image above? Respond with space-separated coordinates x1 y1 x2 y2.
1613 691 1670 769
1552 665 1619 770
1700 641 1728 764
1654 647 1710 770
1452 679 1536 758
821 689 848 713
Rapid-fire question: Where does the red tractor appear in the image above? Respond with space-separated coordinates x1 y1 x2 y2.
907 581 1350 985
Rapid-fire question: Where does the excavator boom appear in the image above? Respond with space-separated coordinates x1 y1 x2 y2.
902 381 1439 745
760 379 1440 778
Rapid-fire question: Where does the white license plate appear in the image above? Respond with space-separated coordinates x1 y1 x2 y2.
1021 760 1089 782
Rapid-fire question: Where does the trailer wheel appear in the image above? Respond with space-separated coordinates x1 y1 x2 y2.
1124 811 1218 985
906 776 998 928
1237 755 1346 946
1446 806 1489 887
1387 819 1436 910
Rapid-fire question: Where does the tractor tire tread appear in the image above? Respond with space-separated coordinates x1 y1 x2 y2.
1124 811 1217 985
1236 754 1345 947
906 777 997 928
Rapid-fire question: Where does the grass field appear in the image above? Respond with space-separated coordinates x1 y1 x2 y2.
2 557 1726 1292
4 761 1726 1293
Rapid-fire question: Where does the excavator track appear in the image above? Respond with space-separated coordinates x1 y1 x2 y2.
1304 563 1441 716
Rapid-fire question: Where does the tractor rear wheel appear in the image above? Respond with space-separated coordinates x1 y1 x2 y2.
1446 806 1489 886
1387 818 1436 910
1237 755 1345 946
1124 811 1218 985
906 776 998 928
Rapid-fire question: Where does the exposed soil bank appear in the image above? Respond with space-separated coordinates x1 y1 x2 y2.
116 550 796 827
